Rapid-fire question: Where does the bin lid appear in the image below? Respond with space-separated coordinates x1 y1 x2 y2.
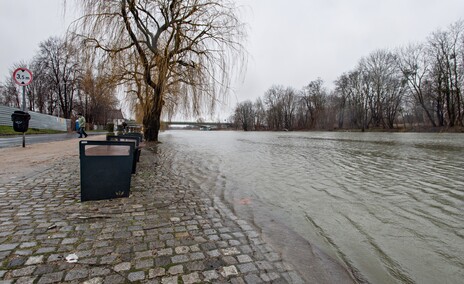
11 111 31 120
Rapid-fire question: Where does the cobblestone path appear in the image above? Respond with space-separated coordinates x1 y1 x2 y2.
0 142 305 283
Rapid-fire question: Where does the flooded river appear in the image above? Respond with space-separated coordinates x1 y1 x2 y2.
158 130 464 283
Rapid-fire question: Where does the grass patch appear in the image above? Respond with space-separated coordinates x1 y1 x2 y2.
0 125 66 136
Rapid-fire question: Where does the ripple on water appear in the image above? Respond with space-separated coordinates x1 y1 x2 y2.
160 131 464 284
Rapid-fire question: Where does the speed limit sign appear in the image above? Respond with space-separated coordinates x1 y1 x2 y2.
13 68 33 86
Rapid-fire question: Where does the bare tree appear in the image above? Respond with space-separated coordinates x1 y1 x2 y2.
301 79 327 129
254 97 266 130
234 100 254 131
29 59 51 113
427 21 464 127
281 87 297 130
35 37 81 118
74 0 246 141
0 77 21 108
397 43 437 126
333 74 350 129
79 65 119 126
264 85 284 130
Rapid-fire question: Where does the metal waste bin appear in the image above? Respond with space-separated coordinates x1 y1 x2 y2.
11 111 31 132
79 140 135 202
106 135 141 173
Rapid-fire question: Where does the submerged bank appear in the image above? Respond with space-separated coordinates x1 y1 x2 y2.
159 130 464 284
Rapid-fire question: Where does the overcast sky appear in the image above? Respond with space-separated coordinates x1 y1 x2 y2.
1 0 464 118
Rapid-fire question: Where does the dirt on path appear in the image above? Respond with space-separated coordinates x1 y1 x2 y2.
0 136 104 183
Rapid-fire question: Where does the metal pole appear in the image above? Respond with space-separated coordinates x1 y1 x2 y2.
22 86 26 147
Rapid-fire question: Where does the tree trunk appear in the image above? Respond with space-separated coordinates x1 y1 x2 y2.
143 85 164 142
143 110 161 142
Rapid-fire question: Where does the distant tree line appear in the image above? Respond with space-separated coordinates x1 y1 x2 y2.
232 20 464 131
0 36 120 126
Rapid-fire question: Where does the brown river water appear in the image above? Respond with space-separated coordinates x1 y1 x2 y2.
157 130 464 284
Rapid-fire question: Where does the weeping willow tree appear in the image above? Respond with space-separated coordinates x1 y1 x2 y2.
72 0 246 141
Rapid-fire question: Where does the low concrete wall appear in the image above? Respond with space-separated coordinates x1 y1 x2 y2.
0 105 69 131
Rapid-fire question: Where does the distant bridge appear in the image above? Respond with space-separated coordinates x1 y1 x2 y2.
163 121 233 129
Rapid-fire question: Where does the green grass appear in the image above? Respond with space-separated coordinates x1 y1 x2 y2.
0 125 66 136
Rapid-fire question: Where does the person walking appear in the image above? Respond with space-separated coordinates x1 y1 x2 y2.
77 113 88 138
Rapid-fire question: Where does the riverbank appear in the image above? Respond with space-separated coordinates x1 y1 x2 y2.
0 137 356 283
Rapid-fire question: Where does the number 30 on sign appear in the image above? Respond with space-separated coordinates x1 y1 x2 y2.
13 68 33 86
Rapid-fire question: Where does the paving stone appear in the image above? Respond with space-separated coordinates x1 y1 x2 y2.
174 246 190 254
88 267 110 277
0 243 19 251
135 250 155 259
167 264 183 275
113 262 131 272
19 242 37 248
25 255 44 265
33 264 57 276
229 240 242 246
208 234 220 241
223 255 238 265
15 250 33 256
8 257 26 268
264 252 281 262
201 242 217 251
149 267 166 278
82 277 104 284
136 258 154 269
155 255 172 267
221 265 239 277
255 260 274 271
11 266 36 277
189 244 200 252
157 248 173 256
128 271 145 282
171 254 189 264
203 270 220 282
182 272 201 284
207 249 221 257
260 272 281 282
230 277 247 284
15 276 36 284
64 268 89 281
35 247 56 254
161 275 178 284
103 274 126 284
99 254 118 264
222 247 240 255
237 254 253 263
244 274 263 283
237 263 258 273
36 271 64 284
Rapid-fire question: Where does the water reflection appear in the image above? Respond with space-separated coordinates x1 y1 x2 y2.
159 131 464 284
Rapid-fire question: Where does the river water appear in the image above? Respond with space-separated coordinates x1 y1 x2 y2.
158 130 464 284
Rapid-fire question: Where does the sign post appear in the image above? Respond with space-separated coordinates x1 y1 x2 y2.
12 68 33 147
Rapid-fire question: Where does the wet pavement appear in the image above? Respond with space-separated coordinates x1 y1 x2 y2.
0 141 305 283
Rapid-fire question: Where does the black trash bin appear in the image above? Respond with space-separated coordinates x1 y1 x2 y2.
79 140 135 202
122 133 144 161
11 111 31 132
106 135 141 173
